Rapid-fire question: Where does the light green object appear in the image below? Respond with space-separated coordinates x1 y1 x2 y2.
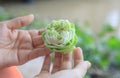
42 20 78 54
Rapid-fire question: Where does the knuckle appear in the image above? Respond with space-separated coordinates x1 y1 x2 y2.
54 64 60 69
63 56 71 61
44 47 50 53
55 53 62 58
16 17 25 26
19 19 25 26
61 61 71 69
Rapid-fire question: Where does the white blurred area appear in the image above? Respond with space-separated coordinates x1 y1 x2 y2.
105 10 120 38
105 10 119 28
17 57 44 78
1 0 120 78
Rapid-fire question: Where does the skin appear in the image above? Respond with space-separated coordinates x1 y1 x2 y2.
0 14 50 69
0 15 91 78
35 47 91 78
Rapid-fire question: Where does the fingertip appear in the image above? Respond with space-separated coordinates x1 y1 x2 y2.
27 14 34 22
74 61 91 78
84 61 91 69
74 47 83 60
7 14 35 29
74 47 84 67
74 47 82 56
75 61 91 71
29 14 34 16
75 47 82 52
28 14 34 18
23 14 34 25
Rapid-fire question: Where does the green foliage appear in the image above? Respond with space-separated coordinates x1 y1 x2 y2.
75 22 120 71
0 7 13 21
21 15 48 30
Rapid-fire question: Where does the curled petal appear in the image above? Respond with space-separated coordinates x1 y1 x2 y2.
42 20 78 54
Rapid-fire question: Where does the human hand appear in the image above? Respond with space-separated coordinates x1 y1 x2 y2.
35 47 91 78
0 14 50 69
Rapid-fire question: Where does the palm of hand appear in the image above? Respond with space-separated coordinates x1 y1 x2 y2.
0 26 32 65
0 15 50 69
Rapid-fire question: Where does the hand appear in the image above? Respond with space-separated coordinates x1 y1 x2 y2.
0 14 50 69
35 47 91 78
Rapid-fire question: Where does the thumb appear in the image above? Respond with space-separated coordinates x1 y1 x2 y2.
74 61 91 78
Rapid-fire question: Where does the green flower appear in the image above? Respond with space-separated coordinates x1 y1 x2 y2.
42 20 78 54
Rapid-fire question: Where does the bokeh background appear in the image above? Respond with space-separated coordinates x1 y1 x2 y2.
0 0 120 78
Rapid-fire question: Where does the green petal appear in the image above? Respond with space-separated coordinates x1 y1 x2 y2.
42 20 78 54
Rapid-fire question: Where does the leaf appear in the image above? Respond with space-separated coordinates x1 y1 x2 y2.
103 24 115 33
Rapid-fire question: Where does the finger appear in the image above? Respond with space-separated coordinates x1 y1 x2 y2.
28 47 51 61
28 30 45 48
74 47 84 67
28 29 45 36
34 55 51 78
52 53 62 74
41 55 51 73
7 14 34 30
74 61 91 78
32 36 44 48
60 52 72 70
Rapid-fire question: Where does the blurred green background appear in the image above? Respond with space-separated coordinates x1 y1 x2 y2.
0 0 120 78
